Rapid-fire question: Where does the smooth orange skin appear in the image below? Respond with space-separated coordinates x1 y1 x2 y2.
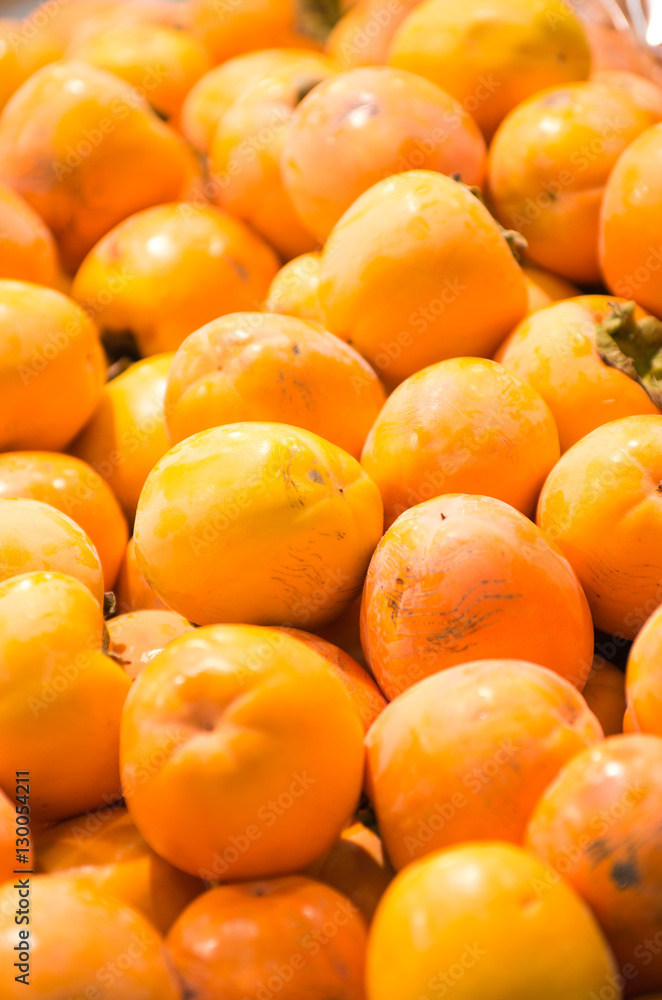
0 498 104 605
495 296 661 453
592 70 662 118
114 536 168 613
367 842 619 1000
164 312 386 458
537 415 662 639
107 609 194 680
361 357 560 527
35 806 203 935
0 16 61 112
388 0 591 140
0 572 130 823
73 203 279 357
0 280 106 452
626 603 662 737
274 627 386 731
0 181 60 286
134 422 383 627
582 659 626 738
319 170 528 388
167 877 367 999
366 659 603 870
282 66 486 241
67 21 211 123
190 0 324 64
121 625 365 879
0 451 128 589
0 875 181 999
26 0 189 51
182 49 338 153
488 82 659 285
0 61 201 272
305 823 394 923
263 251 324 322
600 124 662 317
526 734 662 995
0 788 14 883
210 64 334 260
70 354 174 524
361 494 594 700
523 263 580 315
315 593 367 668
325 0 422 71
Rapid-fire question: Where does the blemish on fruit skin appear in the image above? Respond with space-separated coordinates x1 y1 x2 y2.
308 469 324 484
611 857 641 890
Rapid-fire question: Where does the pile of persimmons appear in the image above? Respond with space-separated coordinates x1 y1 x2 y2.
0 0 662 996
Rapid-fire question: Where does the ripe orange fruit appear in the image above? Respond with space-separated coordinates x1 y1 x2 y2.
0 16 61 112
326 0 422 71
114 537 168 613
167 877 367 999
367 842 618 1000
0 451 128 589
305 822 394 923
190 0 330 63
134 422 383 627
263 251 324 321
282 66 487 241
73 204 279 357
592 69 662 118
362 494 594 699
522 263 579 314
121 625 365 878
106 609 194 680
582 659 626 737
164 312 386 457
319 170 528 388
536 415 662 639
626 603 662 737
0 280 105 452
526 734 662 994
0 181 60 286
0 787 15 883
361 357 560 527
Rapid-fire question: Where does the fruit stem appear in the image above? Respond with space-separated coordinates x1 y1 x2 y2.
596 301 662 408
296 0 343 42
452 175 528 263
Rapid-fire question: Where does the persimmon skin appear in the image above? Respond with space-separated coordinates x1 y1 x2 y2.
189 0 326 64
106 610 194 680
536 415 662 640
366 842 619 1000
522 263 579 314
120 625 365 879
305 822 394 923
0 181 60 286
361 494 594 699
626 603 662 737
319 170 527 388
282 66 487 241
134 422 383 628
167 877 367 1000
366 659 603 870
0 451 128 589
325 0 422 71
496 296 661 453
114 536 168 613
0 572 131 824
0 17 61 112
488 82 659 285
73 204 279 357
263 251 323 322
592 70 662 118
0 788 15 883
582 659 626 737
361 357 560 527
164 312 386 458
0 280 106 452
526 734 662 995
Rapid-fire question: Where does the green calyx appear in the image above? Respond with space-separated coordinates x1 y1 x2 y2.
596 301 662 409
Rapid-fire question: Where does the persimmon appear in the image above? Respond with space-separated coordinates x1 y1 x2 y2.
0 572 130 823
537 415 662 639
190 0 331 63
0 61 201 271
496 297 662 453
70 354 174 523
522 263 579 314
488 82 659 285
625 603 662 737
0 787 14 883
25 0 186 52
182 49 338 153
592 70 662 118
305 822 393 922
0 875 181 999
134 422 383 626
526 734 662 994
325 0 421 71
361 494 594 699
107 609 194 680
319 170 527 388
388 0 591 140
163 312 386 457
315 593 366 667
114 536 168 613
0 280 105 452
0 498 104 605
600 123 662 318
367 842 619 1000
275 627 386 730
167 877 367 999
121 624 365 878
0 181 60 286
282 66 486 241
0 451 128 589
35 805 203 934
0 16 61 111
582 658 626 737
73 204 279 357
361 357 560 527
210 63 335 259
263 251 323 321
